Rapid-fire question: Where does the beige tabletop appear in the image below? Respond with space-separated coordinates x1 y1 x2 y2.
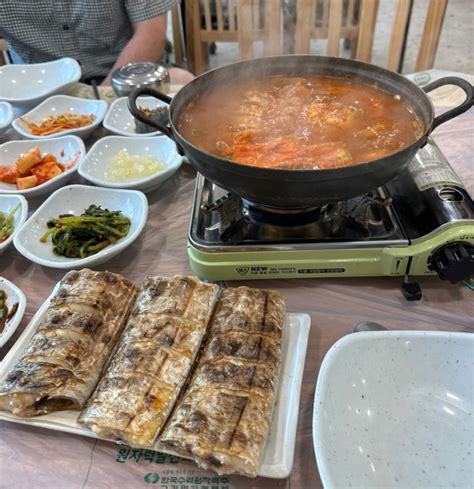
0 77 473 489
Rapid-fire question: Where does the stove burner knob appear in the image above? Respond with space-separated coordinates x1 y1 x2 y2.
431 243 474 284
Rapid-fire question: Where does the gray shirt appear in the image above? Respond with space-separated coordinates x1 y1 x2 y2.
0 0 178 80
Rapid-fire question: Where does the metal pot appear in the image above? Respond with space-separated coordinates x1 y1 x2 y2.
112 62 170 97
128 56 473 208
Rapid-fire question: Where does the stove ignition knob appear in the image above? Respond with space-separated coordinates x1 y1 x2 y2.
430 243 474 284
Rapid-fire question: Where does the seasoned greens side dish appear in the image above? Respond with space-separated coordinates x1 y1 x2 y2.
40 205 131 258
0 203 20 243
0 289 18 334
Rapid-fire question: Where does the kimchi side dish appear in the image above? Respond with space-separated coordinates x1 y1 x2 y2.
178 76 423 170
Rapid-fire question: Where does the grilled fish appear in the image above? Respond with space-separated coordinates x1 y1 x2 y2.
79 275 220 448
159 286 285 477
0 269 137 417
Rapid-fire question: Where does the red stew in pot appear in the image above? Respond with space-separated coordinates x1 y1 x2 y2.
177 76 424 170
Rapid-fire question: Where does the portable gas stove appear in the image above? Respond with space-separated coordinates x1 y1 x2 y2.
188 139 474 299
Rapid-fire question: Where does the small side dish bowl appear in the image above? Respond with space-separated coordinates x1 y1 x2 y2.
0 277 27 348
0 58 81 111
313 330 474 489
78 135 182 192
13 184 148 269
0 102 14 135
12 95 107 139
103 96 170 136
0 195 28 255
0 136 85 198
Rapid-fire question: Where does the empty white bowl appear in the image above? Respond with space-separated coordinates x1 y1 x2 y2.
0 102 14 136
0 277 27 348
103 96 170 137
14 184 148 269
78 135 182 192
0 58 81 111
313 330 474 489
12 95 107 139
0 195 28 255
0 136 85 198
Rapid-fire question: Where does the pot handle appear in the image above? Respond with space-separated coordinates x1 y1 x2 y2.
423 76 473 132
127 87 174 140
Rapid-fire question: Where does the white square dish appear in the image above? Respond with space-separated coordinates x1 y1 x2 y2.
0 58 81 111
12 95 107 139
313 330 474 489
0 194 28 255
103 96 169 137
0 302 310 479
0 136 85 198
13 184 148 269
0 277 27 348
78 135 182 192
0 102 14 135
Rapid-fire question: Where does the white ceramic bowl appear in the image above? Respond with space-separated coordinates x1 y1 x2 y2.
14 184 148 269
0 102 14 135
0 195 28 255
0 136 85 198
313 330 474 489
78 135 182 192
103 96 169 137
0 58 81 111
0 277 27 348
12 95 107 139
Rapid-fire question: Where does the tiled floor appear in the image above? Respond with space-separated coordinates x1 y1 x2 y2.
170 0 474 75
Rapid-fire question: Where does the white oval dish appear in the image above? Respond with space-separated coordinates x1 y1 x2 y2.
78 135 182 192
313 330 474 489
0 195 28 255
0 58 81 111
12 95 107 139
0 277 27 348
13 184 148 269
0 136 85 198
0 102 14 135
103 96 170 137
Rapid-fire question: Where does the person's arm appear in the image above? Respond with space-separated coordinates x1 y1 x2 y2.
101 14 167 86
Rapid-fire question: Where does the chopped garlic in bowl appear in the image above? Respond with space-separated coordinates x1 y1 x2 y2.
105 149 165 182
78 136 183 193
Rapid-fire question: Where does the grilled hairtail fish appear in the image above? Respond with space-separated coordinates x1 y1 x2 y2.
0 269 137 416
159 286 285 477
79 275 220 447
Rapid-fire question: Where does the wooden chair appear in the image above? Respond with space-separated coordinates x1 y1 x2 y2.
294 0 448 72
294 0 362 56
185 0 282 74
171 5 185 66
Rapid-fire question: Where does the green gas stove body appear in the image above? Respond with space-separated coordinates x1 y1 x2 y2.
188 141 474 287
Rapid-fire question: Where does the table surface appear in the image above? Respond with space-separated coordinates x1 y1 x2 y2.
0 84 473 489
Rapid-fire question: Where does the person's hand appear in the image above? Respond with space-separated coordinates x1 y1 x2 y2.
169 67 195 86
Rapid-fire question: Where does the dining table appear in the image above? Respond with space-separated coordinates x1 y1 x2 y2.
0 70 473 489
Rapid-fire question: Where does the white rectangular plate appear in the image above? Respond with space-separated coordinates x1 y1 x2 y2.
0 289 310 479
